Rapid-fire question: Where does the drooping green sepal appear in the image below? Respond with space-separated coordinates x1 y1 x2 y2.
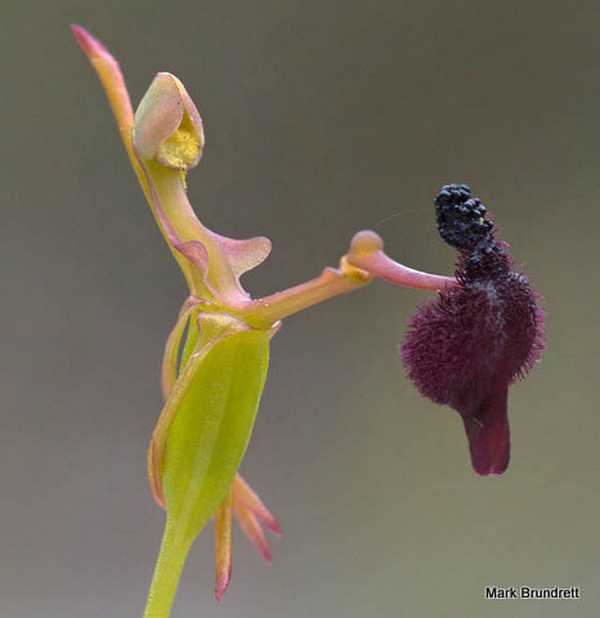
159 313 271 542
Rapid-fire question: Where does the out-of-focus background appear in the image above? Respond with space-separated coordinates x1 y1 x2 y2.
2 1 600 616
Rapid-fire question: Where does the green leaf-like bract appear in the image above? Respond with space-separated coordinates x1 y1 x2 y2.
163 321 270 540
144 314 271 618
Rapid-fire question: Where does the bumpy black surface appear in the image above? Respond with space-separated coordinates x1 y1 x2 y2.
434 184 495 252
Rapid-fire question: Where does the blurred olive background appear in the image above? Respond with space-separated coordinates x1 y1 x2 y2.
2 1 600 617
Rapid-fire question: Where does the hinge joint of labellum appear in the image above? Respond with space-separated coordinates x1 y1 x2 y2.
71 25 457 618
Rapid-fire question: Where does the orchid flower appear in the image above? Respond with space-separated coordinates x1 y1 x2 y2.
71 25 454 618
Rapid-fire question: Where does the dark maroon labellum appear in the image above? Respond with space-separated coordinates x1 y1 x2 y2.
401 185 545 475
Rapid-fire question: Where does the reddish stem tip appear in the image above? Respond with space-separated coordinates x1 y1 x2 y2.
265 518 283 537
215 569 232 603
260 546 273 565
70 24 108 58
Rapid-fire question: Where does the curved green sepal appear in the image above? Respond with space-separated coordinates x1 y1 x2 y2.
144 314 271 618
162 314 271 542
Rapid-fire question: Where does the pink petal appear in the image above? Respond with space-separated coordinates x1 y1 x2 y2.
233 475 282 536
233 503 272 564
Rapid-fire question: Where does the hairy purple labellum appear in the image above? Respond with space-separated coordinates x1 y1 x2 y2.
401 185 545 475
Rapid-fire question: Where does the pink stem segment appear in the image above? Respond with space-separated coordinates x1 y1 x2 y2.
235 264 371 328
346 230 455 291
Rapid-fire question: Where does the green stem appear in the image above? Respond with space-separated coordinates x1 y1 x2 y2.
143 518 192 618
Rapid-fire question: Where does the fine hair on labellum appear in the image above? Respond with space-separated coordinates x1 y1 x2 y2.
401 184 545 475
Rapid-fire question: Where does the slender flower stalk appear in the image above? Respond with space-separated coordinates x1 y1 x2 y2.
71 25 487 618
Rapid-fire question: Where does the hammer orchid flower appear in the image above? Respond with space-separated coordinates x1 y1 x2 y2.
71 25 542 618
